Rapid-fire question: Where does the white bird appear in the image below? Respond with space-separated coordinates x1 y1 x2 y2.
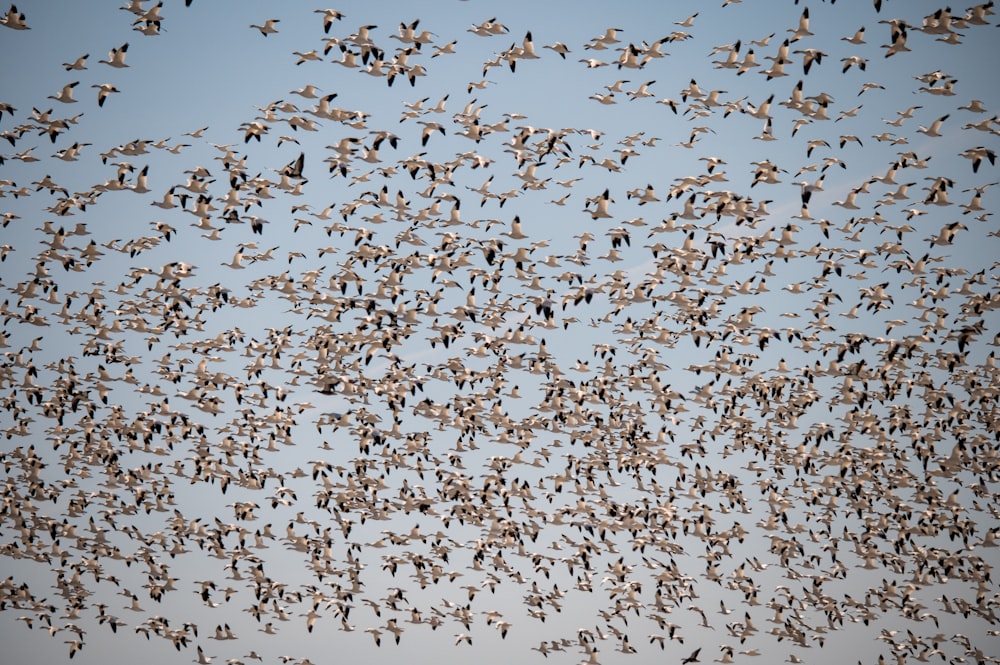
788 7 813 41
0 3 28 30
62 53 89 70
959 99 987 113
250 18 280 36
291 84 321 99
841 26 866 44
675 12 698 27
99 42 129 68
195 646 214 665
92 83 121 107
48 81 79 104
960 146 996 173
314 8 345 33
544 41 571 58
833 190 861 209
916 114 949 137
626 80 656 101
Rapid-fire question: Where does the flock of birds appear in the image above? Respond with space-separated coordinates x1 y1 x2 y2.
1 1 999 664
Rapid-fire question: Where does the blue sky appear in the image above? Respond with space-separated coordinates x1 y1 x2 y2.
1 1 999 665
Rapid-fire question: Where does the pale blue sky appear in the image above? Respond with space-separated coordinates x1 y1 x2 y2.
1 2 999 665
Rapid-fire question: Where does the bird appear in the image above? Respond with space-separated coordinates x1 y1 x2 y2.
99 42 129 67
916 114 949 137
314 8 344 33
960 146 996 173
0 3 28 30
92 83 121 107
788 8 813 41
62 53 89 70
675 12 698 27
958 99 988 113
842 26 866 44
841 55 867 72
468 17 508 37
544 42 571 58
626 80 656 101
682 647 702 663
47 81 79 104
195 646 214 665
250 18 279 36
833 190 861 209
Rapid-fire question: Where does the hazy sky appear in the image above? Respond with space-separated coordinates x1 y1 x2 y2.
1 2 999 665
